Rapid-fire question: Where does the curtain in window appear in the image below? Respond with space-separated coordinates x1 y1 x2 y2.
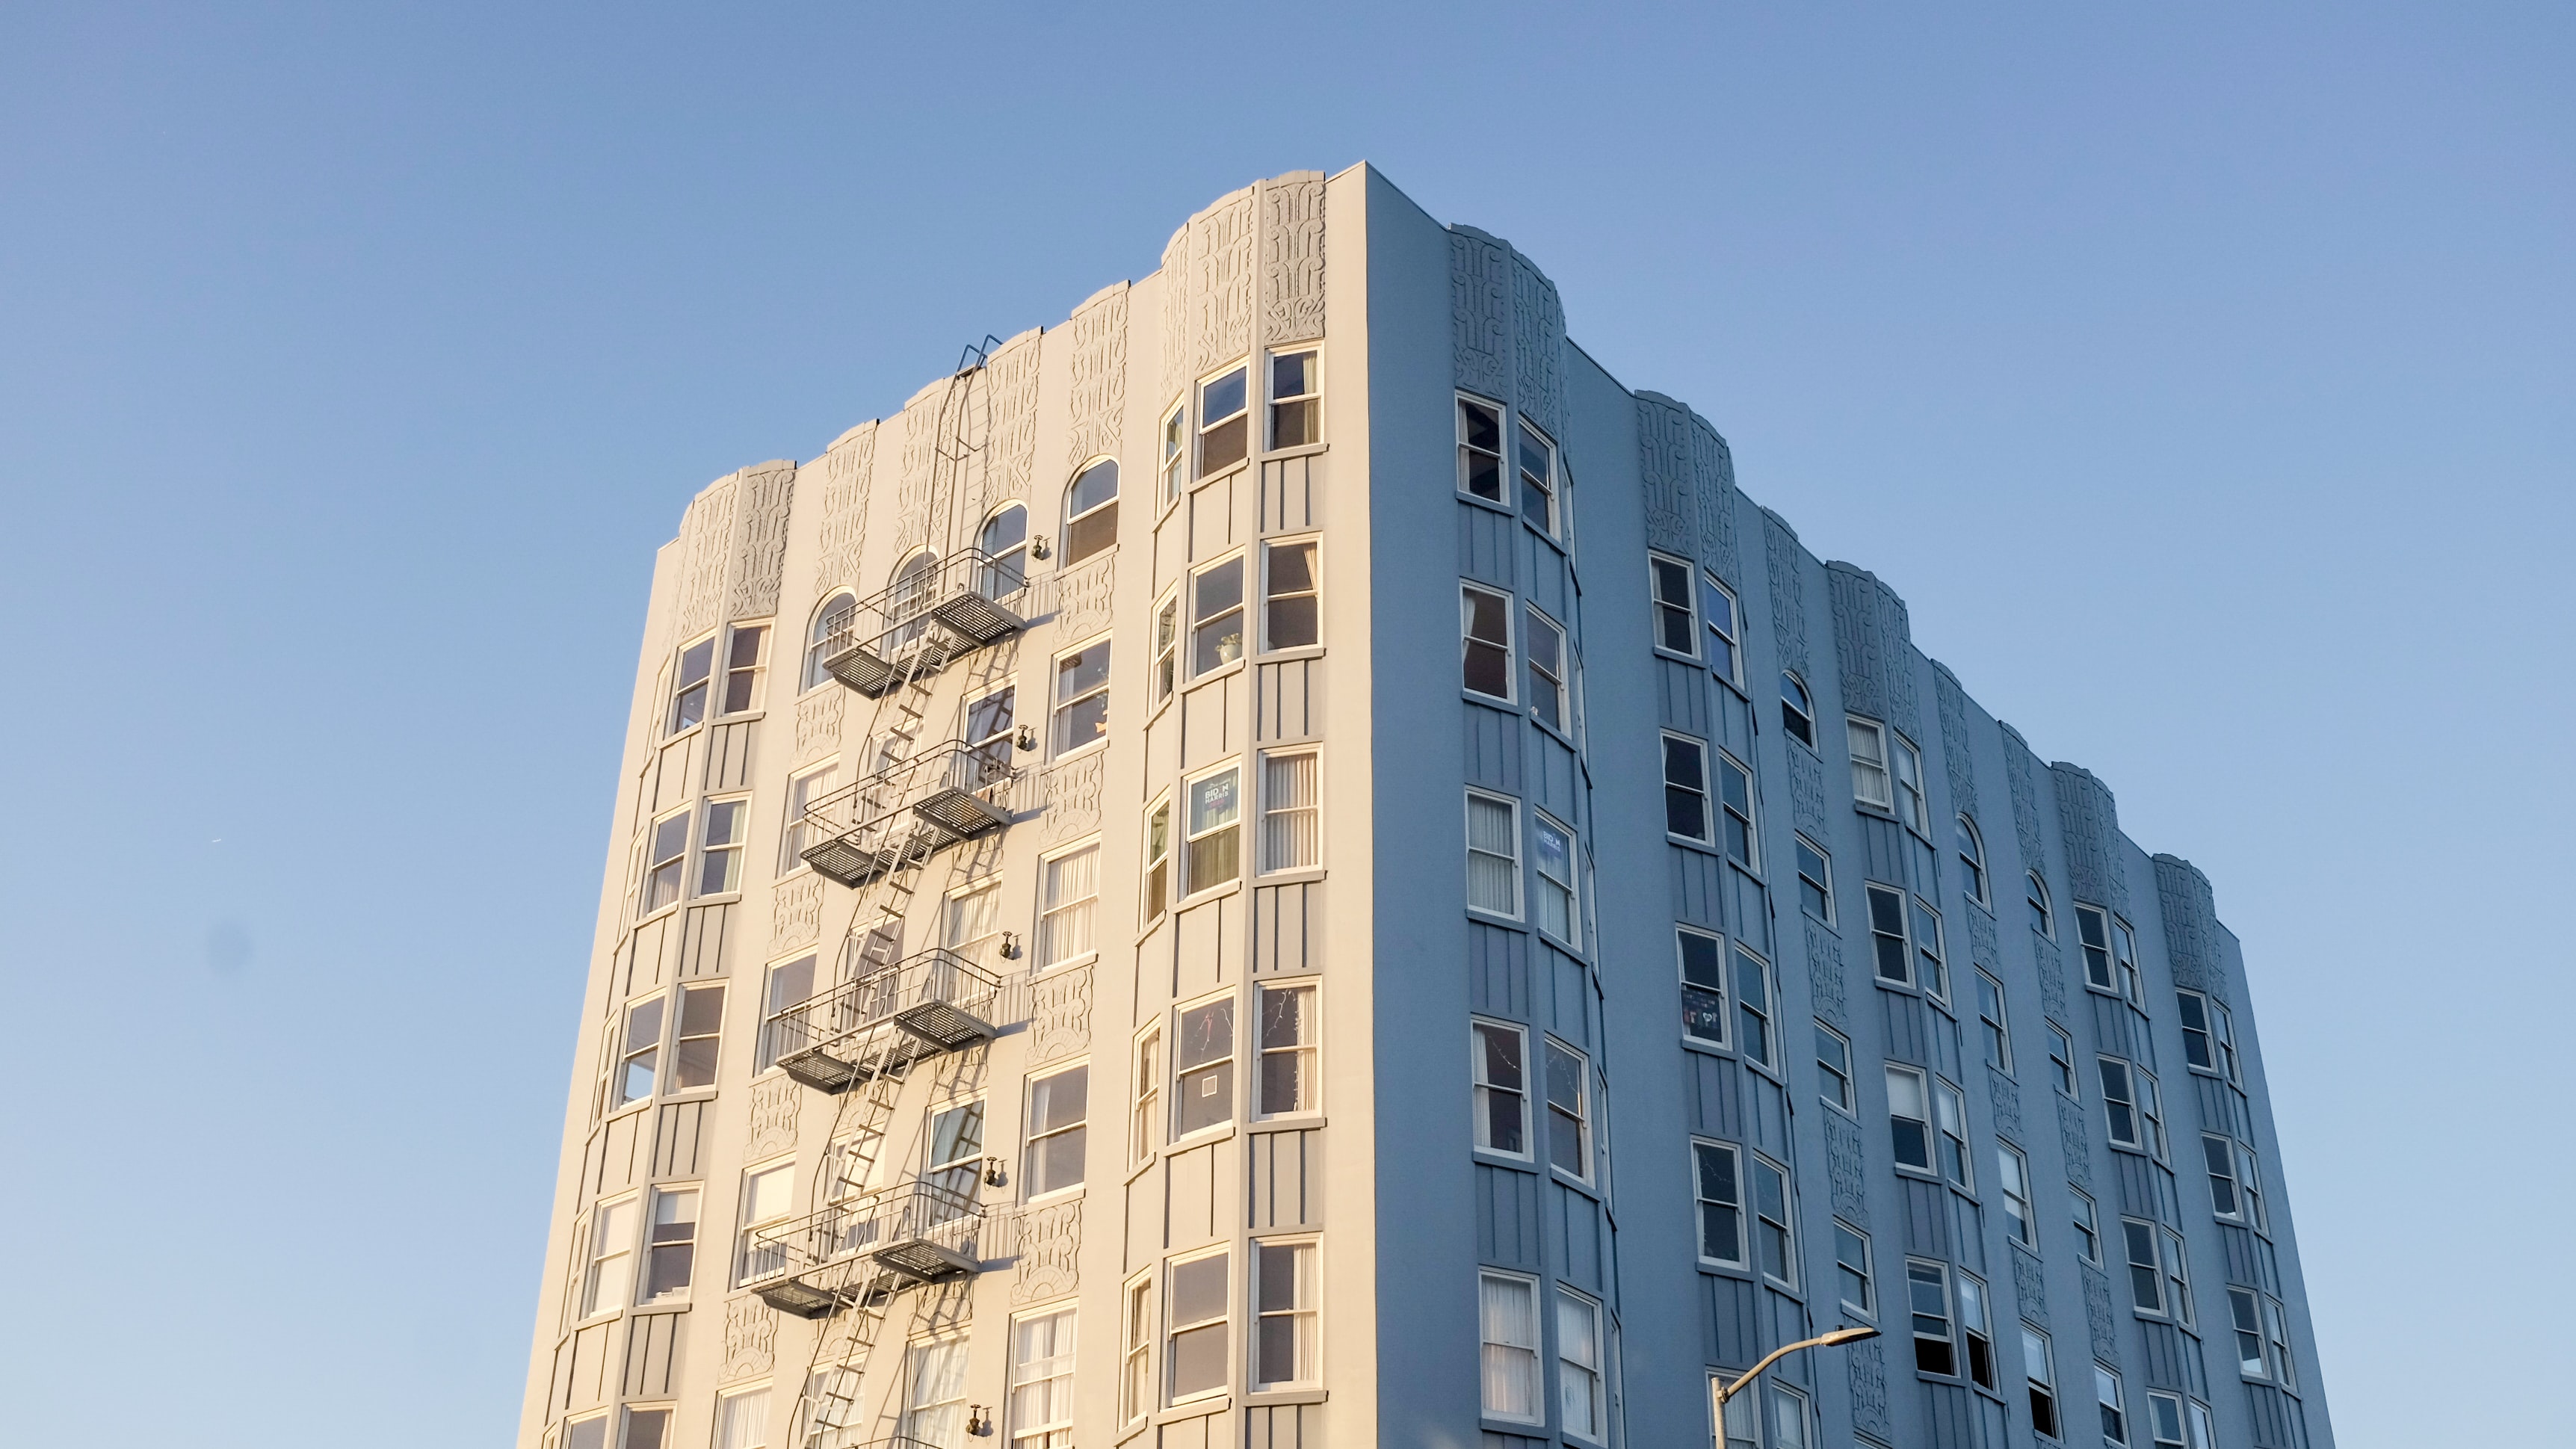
1479 1274 1540 1419
1465 797 1519 913
1008 1308 1078 1449
714 1388 768 1449
1262 754 1320 870
1038 847 1099 968
902 1339 972 1448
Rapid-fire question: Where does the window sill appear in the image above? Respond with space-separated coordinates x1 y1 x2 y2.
1049 739 1110 768
1256 866 1328 888
1550 1167 1601 1200
1666 834 1720 855
1712 670 1748 700
1696 1259 1755 1281
1470 1147 1538 1173
1186 658 1249 690
1530 714 1578 750
1456 490 1516 517
687 891 744 909
1725 857 1766 887
1167 1123 1240 1153
1193 461 1250 495
1464 906 1526 930
1256 644 1326 664
1260 441 1329 464
1173 880 1244 912
1251 1112 1328 1132
1021 1186 1087 1210
1462 688 1520 711
1242 1386 1327 1406
1650 645 1705 670
1892 1164 1942 1185
1480 1416 1548 1437
1155 1397 1230 1424
633 903 685 928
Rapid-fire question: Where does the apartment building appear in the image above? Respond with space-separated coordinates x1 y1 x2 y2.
518 164 2334 1449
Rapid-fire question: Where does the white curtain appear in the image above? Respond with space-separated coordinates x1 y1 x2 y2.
1039 847 1099 968
1465 796 1519 914
1478 1274 1540 1420
1262 753 1320 870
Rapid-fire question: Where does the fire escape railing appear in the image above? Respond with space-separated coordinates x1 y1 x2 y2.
794 741 1018 887
816 549 1029 697
761 948 1003 1093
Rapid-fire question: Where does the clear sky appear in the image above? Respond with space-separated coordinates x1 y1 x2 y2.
2 4 2566 1445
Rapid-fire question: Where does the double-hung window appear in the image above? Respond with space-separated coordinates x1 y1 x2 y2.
1834 1221 1874 1316
1461 584 1515 700
643 809 691 915
1912 897 1950 1001
1678 929 1728 1047
1257 983 1318 1116
756 954 816 1072
1174 996 1235 1137
2047 1025 2078 1098
2122 1220 2193 1325
2227 1288 2269 1380
1956 815 1988 904
1457 397 1506 504
673 983 723 1089
1886 1065 1933 1173
1190 554 1247 675
1184 767 1241 895
1867 885 1912 985
1038 843 1099 968
1063 460 1119 565
1518 421 1559 536
1907 1259 1956 1375
1556 1289 1606 1442
1794 836 1832 921
1533 814 1579 943
1525 608 1568 732
714 1387 769 1449
1692 1140 1746 1266
2097 1367 2130 1447
1161 401 1187 504
2098 1058 2166 1159
2146 1392 2196 1449
616 995 665 1109
1253 1240 1319 1387
1717 752 1758 869
670 634 717 735
1261 752 1320 872
2177 992 2240 1083
1976 971 2012 1072
1735 946 1776 1071
721 622 770 714
1815 1023 1855 1112
2072 1190 2102 1264
1997 1143 2035 1247
2112 916 2143 1004
2022 1329 2061 1439
1121 1274 1155 1421
1649 553 1698 655
1780 673 1816 747
1543 1039 1592 1181
1167 1249 1230 1401
1199 365 1249 477
1264 540 1320 650
1008 1309 1076 1449
1051 638 1111 756
1477 1270 1544 1423
1465 791 1522 917
1154 593 1180 704
1704 574 1741 685
1025 1065 1087 1197
1934 1078 1972 1189
1958 1272 1998 1390
1472 1020 1530 1155
638 1187 698 1304
2202 1135 2264 1229
900 1340 969 1447
1847 717 1893 809
2076 905 2116 992
735 1162 793 1285
1891 733 1927 833
1752 1155 1796 1286
780 762 838 874
965 685 1016 779
1143 799 1171 922
1664 734 1713 842
1269 350 1318 448
582 1195 640 1316
1130 1029 1161 1165
696 798 747 896
2027 871 2055 936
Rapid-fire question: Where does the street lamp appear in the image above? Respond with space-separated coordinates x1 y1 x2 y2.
1710 1325 1882 1427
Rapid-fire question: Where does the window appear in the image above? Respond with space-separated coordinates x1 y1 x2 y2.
566 1414 609 1449
736 1162 794 1284
943 882 1005 972
1478 1270 1544 1423
2190 1401 2218 1449
1518 421 1558 534
1664 734 1712 842
2027 871 2054 936
2071 1190 2102 1265
2022 1328 2060 1439
2122 1220 2193 1324
924 1099 987 1202
1007 1309 1076 1449
722 623 770 714
1121 1275 1155 1421
673 983 723 1089
1678 929 1728 1047
1907 1259 1956 1375
696 798 747 896
1153 593 1179 704
616 995 664 1108
964 685 1016 778
756 954 816 1072
2075 906 2116 993
1161 401 1186 505
1765 1383 1811 1449
1199 365 1249 477
1557 1289 1605 1441
1958 1272 1998 1390
2096 1366 2128 1446
1704 575 1741 685
669 634 717 735
1190 554 1247 676
2202 1134 2258 1224
1834 1221 1874 1316
1886 1065 1933 1173
714 1386 770 1449
1956 815 1987 904
901 1338 970 1448
2147 1393 2188 1449
1913 897 1950 1001
1458 396 1505 503
1752 1154 1796 1286
1692 1140 1745 1266
1976 971 2012 1073
1998 1143 2034 1248
643 810 690 914
1261 752 1320 872
1891 734 1927 834
581 1195 639 1316
1025 1066 1087 1197
803 592 856 692
1717 753 1758 868
1184 767 1241 895
780 764 838 874
1167 1249 1230 1401
2177 992 2240 1084
1544 1039 1592 1180
1525 608 1568 732
1867 886 1911 985
1130 1029 1161 1165
1847 717 1892 808
1461 584 1515 699
1934 1078 1971 1189
1063 459 1119 565
979 503 1029 595
1143 799 1170 921
1815 1023 1855 1113
2264 1295 2297 1389
1269 350 1318 448
1037 843 1099 968
1735 946 1776 1071
1780 673 1815 747
1263 539 1319 650
1258 983 1318 1116
2099 1059 2166 1159
619 1407 672 1449
1051 638 1111 756
2047 1025 2077 1098
1253 1240 1319 1386
2112 917 2143 1004
2227 1289 2267 1380
1794 836 1832 921
1465 791 1522 917
1649 553 1698 655
1174 996 1235 1137
1472 1020 1530 1156
1533 814 1578 942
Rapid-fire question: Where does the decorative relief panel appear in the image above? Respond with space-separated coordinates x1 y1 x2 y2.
2081 1264 2122 1365
747 1075 801 1159
895 384 951 552
1787 741 1828 835
978 330 1041 525
793 688 845 767
815 422 877 596
1158 226 1190 402
727 460 796 622
2001 724 2050 877
772 871 824 952
1010 1199 1083 1304
1065 284 1130 469
1847 1338 1890 1436
1509 251 1563 439
2056 1093 2092 1190
2011 1249 2049 1320
2153 854 2225 1001
1934 665 1979 817
2051 762 2128 915
719 1295 776 1382
1048 552 1116 639
1448 229 1512 399
1806 916 1847 1030
1763 510 1811 675
1042 752 1105 840
1260 173 1326 345
1964 903 1996 969
1026 962 1095 1065
1988 1066 2024 1139
1694 424 1741 584
2033 936 2069 1022
1635 394 1696 557
1826 563 1918 729
1824 1106 1868 1220
676 480 738 641
1190 188 1256 380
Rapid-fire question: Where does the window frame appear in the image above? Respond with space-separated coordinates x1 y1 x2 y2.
668 630 719 738
1477 1268 1545 1425
1716 749 1759 871
1254 980 1320 1120
2022 1326 2061 1441
1662 732 1714 845
1735 944 1779 1075
1463 789 1524 921
1062 457 1121 566
1975 969 2013 1075
1022 1062 1090 1202
1531 810 1580 945
1160 398 1186 507
1703 572 1742 688
580 1190 643 1320
2027 869 2055 937
1678 927 1729 1050
1258 750 1321 876
1471 1017 1532 1160
694 794 750 898
734 1157 796 1287
1847 716 1894 809
1005 1306 1078 1449
1833 1219 1876 1318
1181 763 1244 900
1524 604 1569 735
1187 549 1250 679
2046 1024 2078 1099
1048 633 1112 759
720 620 772 717
1794 835 1834 923
1035 838 1102 972
1120 1270 1156 1423
1885 1063 1934 1175
1750 1151 1797 1288
1196 362 1251 480
2096 1365 2129 1448
1267 347 1320 451
1542 1036 1595 1184
1906 1257 1958 1377
1866 884 1913 987
1649 551 1700 660
1690 1137 1747 1269
1152 587 1180 708
1165 1246 1232 1405
1251 1236 1322 1389
1814 1022 1855 1114
1460 582 1517 703
641 806 692 918
1260 536 1321 655
1457 394 1509 508
1141 794 1172 925
1891 732 1927 835
754 951 818 1075
1171 990 1238 1143
1956 814 1989 906
1555 1285 1607 1444
779 761 839 877
1517 417 1560 537
1997 1141 2036 1249
1780 671 1817 749
1129 1025 1162 1167
2071 1189 2103 1266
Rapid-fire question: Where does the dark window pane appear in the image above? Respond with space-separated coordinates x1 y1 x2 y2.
673 1038 717 1088
1666 786 1707 840
1202 367 1247 421
1460 400 1501 451
1200 413 1247 475
1681 984 1726 1042
1891 1119 1930 1170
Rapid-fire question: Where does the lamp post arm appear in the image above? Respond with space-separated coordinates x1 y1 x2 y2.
1715 1340 1807 1410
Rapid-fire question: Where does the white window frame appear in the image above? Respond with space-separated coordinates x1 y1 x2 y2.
1833 1220 1875 1318
1814 1021 1855 1113
1794 835 1833 923
1255 980 1319 1119
1048 634 1112 759
1259 750 1321 874
1525 605 1569 733
1004 1306 1077 1449
1716 749 1758 871
802 590 856 693
694 794 750 897
1267 348 1319 450
2022 1327 2060 1441
713 1385 770 1449
1542 1036 1594 1184
1035 840 1101 971
1464 789 1523 919
581 1192 642 1319
668 630 719 738
1142 794 1173 924
1129 1025 1162 1167
779 762 839 876
1477 1268 1545 1424
2072 1189 2103 1266
1891 732 1927 834
1998 1141 2036 1249
1847 716 1893 809
1182 764 1244 899
1691 1137 1746 1268
1023 1063 1089 1201
1166 1246 1232 1404
2047 1023 2078 1099
1197 362 1251 480
719 620 771 717
1160 398 1187 507
900 1336 972 1448
1063 457 1120 566
1649 551 1699 659
1188 549 1250 679
1906 1257 1957 1377
1865 883 1912 986
1678 927 1729 1049
1556 1286 1607 1443
1457 394 1508 507
1250 1237 1321 1389
1780 670 1817 749
1171 991 1236 1142
1152 588 1180 707
641 806 691 917
735 1158 795 1286
1734 945 1778 1073
1471 1018 1532 1160
1461 582 1517 702
1750 1151 1797 1288
1976 968 2013 1075
1120 1271 1156 1424
1517 417 1560 537
1261 536 1321 654
1703 572 1742 687
2097 1365 2130 1448
1662 732 1714 845
1956 813 1989 906
1532 811 1579 945
1886 1063 1934 1175
1934 1076 1973 1190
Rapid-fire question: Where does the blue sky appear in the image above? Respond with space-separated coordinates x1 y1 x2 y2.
2 4 2566 1444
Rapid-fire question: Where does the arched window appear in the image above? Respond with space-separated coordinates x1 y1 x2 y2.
1063 460 1119 566
1956 815 1989 906
979 502 1029 594
2026 871 2054 938
1780 672 1815 747
803 590 857 691
886 551 937 649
